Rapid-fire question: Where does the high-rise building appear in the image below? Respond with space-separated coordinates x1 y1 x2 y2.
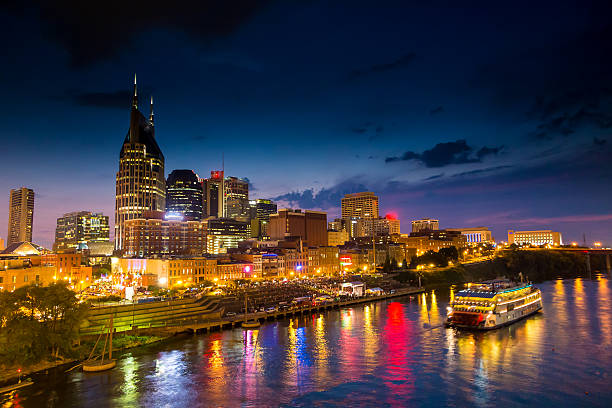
203 171 224 218
224 176 249 221
411 218 439 233
7 187 35 245
115 76 165 251
53 211 110 252
269 209 328 246
165 169 204 221
249 199 277 239
341 192 379 219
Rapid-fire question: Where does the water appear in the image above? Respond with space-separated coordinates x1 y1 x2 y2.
4 277 612 407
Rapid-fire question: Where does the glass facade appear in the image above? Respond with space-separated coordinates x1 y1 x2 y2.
166 169 204 221
54 211 110 251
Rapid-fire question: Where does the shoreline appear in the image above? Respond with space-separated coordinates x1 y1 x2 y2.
1 287 423 386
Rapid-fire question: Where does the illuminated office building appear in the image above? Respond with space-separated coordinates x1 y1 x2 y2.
54 211 110 251
115 76 165 250
203 171 224 218
224 176 249 221
411 218 439 233
341 192 379 219
508 230 562 246
7 187 35 245
166 169 204 221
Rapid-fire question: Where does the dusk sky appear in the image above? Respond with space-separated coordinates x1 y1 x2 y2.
1 0 611 248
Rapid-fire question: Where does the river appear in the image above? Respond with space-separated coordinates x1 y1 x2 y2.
3 277 611 407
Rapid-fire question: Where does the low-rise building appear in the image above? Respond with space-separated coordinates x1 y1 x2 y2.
446 227 494 244
508 230 563 246
328 229 349 246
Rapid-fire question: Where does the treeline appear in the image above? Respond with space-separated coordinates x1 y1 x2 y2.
0 282 88 365
397 249 593 286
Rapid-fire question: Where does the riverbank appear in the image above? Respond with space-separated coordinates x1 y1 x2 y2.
0 334 168 386
408 249 594 287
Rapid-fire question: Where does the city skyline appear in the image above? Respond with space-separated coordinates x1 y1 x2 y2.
1 1 612 248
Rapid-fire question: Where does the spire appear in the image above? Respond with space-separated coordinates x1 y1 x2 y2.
132 73 138 109
149 95 154 124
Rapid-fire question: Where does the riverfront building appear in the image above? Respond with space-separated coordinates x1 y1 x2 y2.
508 230 563 246
115 77 165 251
53 211 110 252
7 187 35 245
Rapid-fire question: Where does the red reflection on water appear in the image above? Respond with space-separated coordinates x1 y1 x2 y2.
382 302 415 406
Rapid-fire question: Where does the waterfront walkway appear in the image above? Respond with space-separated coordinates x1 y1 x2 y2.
117 287 424 337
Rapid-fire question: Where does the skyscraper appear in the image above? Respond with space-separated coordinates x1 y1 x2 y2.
7 187 34 245
166 169 204 220
203 171 224 218
341 192 379 219
115 76 165 250
249 199 277 238
53 211 110 252
224 176 249 221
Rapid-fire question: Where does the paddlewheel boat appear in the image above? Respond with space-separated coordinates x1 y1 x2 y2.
446 279 542 330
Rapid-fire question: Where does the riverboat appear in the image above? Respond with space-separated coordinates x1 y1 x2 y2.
446 279 542 330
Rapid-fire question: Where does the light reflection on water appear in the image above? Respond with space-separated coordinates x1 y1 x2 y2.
6 277 612 407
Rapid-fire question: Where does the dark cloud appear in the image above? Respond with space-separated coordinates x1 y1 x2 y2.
593 137 607 146
528 89 612 139
273 178 369 210
452 165 513 178
385 140 503 167
429 106 444 115
350 53 416 78
2 1 273 67
424 173 444 181
350 127 368 134
476 145 504 159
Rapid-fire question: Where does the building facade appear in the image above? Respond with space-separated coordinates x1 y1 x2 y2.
121 218 206 257
249 199 277 239
224 176 249 221
508 230 562 246
341 192 379 219
7 187 35 245
115 78 165 250
411 218 439 233
269 209 328 246
356 215 401 237
204 218 250 254
446 227 493 244
165 169 204 221
53 211 110 252
203 171 224 218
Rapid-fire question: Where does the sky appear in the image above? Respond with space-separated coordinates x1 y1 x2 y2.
0 0 611 248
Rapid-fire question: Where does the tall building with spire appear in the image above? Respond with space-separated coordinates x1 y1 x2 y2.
114 76 165 251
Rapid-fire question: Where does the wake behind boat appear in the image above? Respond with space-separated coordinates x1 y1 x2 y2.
446 278 542 330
